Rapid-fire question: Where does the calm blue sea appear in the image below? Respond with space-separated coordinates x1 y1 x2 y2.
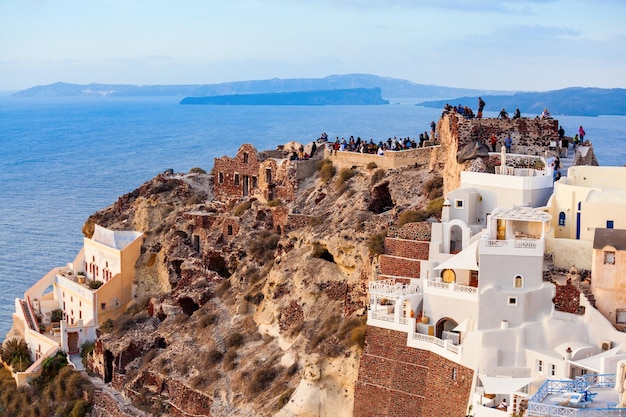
1 96 625 338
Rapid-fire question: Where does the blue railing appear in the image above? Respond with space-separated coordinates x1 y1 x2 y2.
528 376 624 417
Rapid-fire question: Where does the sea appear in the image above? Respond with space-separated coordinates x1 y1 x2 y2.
1 95 625 339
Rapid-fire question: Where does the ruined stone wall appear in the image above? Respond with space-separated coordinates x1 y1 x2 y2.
213 143 261 201
353 327 473 417
88 390 136 417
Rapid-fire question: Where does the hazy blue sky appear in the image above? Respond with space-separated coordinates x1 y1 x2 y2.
1 0 625 91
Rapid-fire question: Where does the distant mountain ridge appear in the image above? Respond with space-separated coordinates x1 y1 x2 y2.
11 74 499 100
418 87 626 116
12 74 626 116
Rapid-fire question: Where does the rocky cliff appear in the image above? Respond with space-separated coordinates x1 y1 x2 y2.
80 112 595 416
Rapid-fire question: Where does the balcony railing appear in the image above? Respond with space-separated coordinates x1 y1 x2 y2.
370 279 420 296
485 239 538 249
426 280 478 295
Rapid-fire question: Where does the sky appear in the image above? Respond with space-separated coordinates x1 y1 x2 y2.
1 0 625 92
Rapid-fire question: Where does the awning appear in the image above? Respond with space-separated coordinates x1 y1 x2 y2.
569 344 625 373
434 240 479 271
478 375 537 394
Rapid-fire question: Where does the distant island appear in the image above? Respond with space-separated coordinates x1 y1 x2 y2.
10 74 626 116
180 88 389 106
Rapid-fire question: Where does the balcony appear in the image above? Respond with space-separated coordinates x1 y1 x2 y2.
369 278 420 296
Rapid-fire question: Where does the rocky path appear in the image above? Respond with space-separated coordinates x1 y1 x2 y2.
83 372 150 417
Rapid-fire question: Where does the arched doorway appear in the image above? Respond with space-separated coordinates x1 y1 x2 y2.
450 225 463 253
435 317 459 340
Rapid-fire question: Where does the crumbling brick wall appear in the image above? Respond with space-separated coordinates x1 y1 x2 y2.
213 144 260 201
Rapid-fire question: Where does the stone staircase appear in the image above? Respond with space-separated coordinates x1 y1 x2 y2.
21 300 37 331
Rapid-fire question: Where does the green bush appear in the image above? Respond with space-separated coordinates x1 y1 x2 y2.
267 198 282 207
87 280 103 290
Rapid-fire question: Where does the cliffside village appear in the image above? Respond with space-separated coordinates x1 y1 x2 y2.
4 112 626 417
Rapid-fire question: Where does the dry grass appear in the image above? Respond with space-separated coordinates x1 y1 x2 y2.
370 169 385 186
233 201 252 217
367 230 387 256
316 159 336 183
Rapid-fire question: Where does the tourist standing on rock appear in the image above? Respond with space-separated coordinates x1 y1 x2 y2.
477 97 485 118
489 133 498 152
579 125 586 143
504 134 513 153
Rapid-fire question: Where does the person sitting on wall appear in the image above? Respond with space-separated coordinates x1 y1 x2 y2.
498 108 509 119
541 108 552 119
497 398 507 411
513 108 521 119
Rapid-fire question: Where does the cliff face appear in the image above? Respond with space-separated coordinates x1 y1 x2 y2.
83 156 442 416
81 113 575 416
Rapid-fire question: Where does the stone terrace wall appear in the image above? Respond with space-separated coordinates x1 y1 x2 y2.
384 238 430 260
456 117 559 151
379 255 421 278
325 146 436 170
353 327 473 417
388 222 432 241
88 391 136 417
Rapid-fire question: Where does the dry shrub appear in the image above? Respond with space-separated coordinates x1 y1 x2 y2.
275 387 296 411
202 349 224 367
370 168 385 186
366 161 378 170
214 279 231 298
248 230 280 262
367 230 387 256
426 197 444 219
223 349 237 371
199 313 218 328
233 201 252 216
267 198 282 207
336 167 356 187
397 209 426 228
338 316 367 349
423 174 444 199
248 367 280 396
188 167 206 174
316 159 336 183
226 332 244 348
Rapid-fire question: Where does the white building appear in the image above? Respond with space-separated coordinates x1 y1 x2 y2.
11 225 142 385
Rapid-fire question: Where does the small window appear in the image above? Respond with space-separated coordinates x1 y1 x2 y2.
101 303 106 310
604 251 616 265
252 176 258 188
514 275 523 288
234 174 240 186
508 297 518 306
218 172 224 184
243 152 249 163
452 367 457 381
551 364 556 376
558 212 566 226
607 220 614 229
616 309 626 324
454 199 463 209
537 360 543 373
227 225 233 235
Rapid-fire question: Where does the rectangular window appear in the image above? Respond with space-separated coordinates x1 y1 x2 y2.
234 174 240 185
617 309 626 324
551 364 556 376
508 297 518 306
101 303 106 310
455 199 463 209
243 152 249 163
537 360 543 373
607 220 614 229
252 176 258 188
604 251 616 265
218 172 224 184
